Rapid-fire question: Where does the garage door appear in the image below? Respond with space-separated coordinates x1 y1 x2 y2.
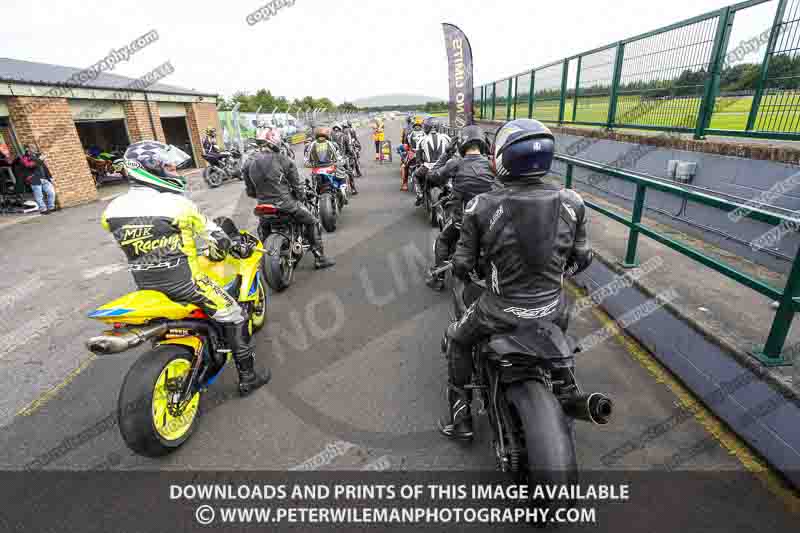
69 99 125 121
0 98 8 118
159 102 187 118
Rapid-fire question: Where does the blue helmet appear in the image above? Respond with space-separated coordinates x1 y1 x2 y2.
493 119 555 181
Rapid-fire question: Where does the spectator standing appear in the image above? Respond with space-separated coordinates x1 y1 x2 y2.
18 146 57 214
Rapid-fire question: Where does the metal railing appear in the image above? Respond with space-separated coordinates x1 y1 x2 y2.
440 122 799 366
557 154 800 366
474 0 800 141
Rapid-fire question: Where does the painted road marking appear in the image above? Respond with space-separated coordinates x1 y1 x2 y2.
566 282 800 513
82 262 129 280
15 353 98 417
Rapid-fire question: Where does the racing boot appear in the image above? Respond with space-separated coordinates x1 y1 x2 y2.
225 322 271 397
439 385 474 441
349 175 359 196
415 191 424 207
312 248 336 270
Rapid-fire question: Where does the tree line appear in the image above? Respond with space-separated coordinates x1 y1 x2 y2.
217 89 359 113
217 89 450 114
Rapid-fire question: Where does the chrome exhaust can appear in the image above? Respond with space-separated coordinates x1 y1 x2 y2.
86 323 168 355
562 392 613 425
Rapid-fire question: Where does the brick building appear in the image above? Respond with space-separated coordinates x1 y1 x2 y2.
0 58 220 208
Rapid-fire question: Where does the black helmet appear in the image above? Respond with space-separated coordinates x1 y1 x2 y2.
493 119 555 181
459 125 489 156
423 117 437 134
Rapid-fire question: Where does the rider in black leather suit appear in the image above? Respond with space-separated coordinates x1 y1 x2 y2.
440 119 594 441
244 137 335 270
421 125 497 291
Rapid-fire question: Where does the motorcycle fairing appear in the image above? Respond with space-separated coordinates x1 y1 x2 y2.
89 290 200 325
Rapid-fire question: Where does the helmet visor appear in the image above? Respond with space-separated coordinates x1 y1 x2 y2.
163 144 192 169
494 122 524 158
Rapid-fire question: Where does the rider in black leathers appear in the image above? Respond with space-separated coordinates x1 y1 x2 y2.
244 137 335 270
331 123 358 195
440 119 594 441
421 125 496 291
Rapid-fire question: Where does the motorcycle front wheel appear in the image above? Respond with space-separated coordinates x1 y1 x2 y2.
117 345 201 457
319 192 338 233
250 272 268 331
263 233 294 292
203 166 225 188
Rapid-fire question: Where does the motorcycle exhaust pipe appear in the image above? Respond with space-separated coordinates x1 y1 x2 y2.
86 323 168 355
562 392 613 425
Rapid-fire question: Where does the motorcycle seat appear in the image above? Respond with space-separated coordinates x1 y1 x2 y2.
488 321 574 361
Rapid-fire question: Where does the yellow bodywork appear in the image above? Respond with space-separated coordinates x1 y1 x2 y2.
89 234 264 326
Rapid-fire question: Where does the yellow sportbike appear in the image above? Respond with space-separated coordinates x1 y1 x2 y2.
86 229 268 457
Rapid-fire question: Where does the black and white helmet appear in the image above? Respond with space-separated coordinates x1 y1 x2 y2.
122 141 190 194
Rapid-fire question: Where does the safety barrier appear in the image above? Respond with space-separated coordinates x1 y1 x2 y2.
556 153 799 366
472 0 800 141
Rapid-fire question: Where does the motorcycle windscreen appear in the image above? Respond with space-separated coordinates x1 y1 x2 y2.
502 190 561 272
164 144 193 169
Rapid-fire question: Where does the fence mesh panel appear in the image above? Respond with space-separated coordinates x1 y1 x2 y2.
615 17 719 129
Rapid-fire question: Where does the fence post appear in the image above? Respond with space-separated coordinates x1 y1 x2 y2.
528 70 535 119
572 55 582 123
507 78 514 120
747 0 788 132
695 7 734 140
756 242 800 366
558 60 569 125
491 82 497 121
607 43 625 130
565 164 574 189
623 183 647 268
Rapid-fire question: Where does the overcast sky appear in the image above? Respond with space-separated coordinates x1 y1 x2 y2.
2 0 778 103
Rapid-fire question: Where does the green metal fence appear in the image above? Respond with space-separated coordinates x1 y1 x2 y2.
474 0 800 141
556 154 799 366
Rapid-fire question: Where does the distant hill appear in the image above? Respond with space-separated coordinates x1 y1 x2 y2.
353 94 445 108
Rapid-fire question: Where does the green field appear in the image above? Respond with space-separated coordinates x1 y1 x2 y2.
477 93 800 133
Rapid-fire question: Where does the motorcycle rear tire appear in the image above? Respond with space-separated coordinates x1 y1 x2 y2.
118 345 200 458
204 166 224 188
263 233 293 292
320 193 337 233
505 380 578 487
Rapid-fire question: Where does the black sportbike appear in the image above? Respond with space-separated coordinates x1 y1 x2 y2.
435 263 613 491
255 181 322 292
202 148 243 188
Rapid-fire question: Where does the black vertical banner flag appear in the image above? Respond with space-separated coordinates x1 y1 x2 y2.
442 23 474 128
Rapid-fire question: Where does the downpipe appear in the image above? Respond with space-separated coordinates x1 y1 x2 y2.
561 392 613 425
86 323 169 355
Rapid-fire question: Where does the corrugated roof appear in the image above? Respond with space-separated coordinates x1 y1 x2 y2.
0 58 216 98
